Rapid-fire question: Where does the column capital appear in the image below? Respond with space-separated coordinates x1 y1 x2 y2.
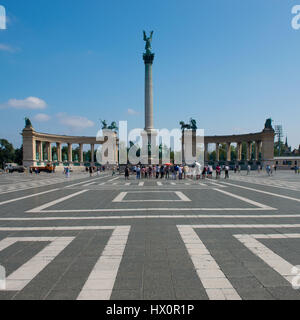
143 53 155 64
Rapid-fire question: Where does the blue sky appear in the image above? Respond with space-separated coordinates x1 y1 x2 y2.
0 0 300 148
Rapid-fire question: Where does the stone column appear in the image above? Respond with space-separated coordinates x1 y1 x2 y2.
237 142 242 161
226 142 231 162
143 52 156 164
216 143 220 162
91 144 95 165
39 141 43 162
57 143 62 162
48 142 52 162
143 53 155 132
79 143 84 163
68 143 73 163
247 142 252 161
204 143 209 162
255 141 261 161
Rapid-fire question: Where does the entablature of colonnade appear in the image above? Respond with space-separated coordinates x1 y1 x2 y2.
23 129 118 145
203 130 272 144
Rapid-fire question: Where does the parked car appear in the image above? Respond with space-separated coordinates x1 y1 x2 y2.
7 165 25 173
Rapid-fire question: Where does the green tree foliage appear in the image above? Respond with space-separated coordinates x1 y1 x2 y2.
14 145 23 165
0 139 16 168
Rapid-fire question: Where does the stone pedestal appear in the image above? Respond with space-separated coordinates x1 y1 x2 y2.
261 128 275 166
97 130 118 165
141 130 158 165
22 126 36 167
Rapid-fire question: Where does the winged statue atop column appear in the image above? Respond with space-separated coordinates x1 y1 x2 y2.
143 30 154 54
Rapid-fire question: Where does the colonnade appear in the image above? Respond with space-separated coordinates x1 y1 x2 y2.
34 141 97 164
22 126 118 167
204 140 263 162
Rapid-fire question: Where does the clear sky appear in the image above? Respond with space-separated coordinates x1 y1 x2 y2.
0 0 299 149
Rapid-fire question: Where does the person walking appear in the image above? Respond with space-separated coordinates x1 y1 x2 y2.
136 166 141 179
89 166 93 177
125 166 130 180
183 165 188 179
247 164 251 175
178 165 183 180
216 164 221 180
160 165 164 179
208 165 213 178
165 166 170 180
156 165 160 179
225 165 229 179
202 166 207 179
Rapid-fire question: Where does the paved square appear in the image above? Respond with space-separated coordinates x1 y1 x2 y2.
1 171 300 300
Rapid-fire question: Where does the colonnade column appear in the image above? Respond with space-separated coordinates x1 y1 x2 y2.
91 144 95 165
68 143 73 163
237 142 242 161
247 142 252 161
255 141 261 161
47 142 52 162
57 143 62 162
216 143 220 162
79 144 84 163
226 142 231 162
39 141 43 162
204 143 209 162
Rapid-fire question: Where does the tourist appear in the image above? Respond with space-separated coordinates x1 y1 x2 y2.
165 165 170 179
171 165 176 180
295 165 298 174
136 166 141 179
89 166 93 177
216 164 221 179
247 164 251 175
156 165 160 179
208 165 213 178
148 166 152 179
178 165 182 180
125 166 130 180
224 165 229 179
266 165 271 176
112 167 116 176
202 166 207 179
183 165 189 179
160 165 164 179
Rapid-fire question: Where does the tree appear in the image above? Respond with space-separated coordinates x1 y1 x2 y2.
14 145 23 165
0 139 15 168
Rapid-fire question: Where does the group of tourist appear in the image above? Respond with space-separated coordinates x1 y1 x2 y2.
125 165 187 180
122 164 236 180
86 165 106 177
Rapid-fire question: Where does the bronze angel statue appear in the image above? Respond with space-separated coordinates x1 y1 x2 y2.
143 30 154 54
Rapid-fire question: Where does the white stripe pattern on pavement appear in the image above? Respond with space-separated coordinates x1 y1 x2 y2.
178 226 241 300
0 237 74 291
77 226 130 300
234 233 300 287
